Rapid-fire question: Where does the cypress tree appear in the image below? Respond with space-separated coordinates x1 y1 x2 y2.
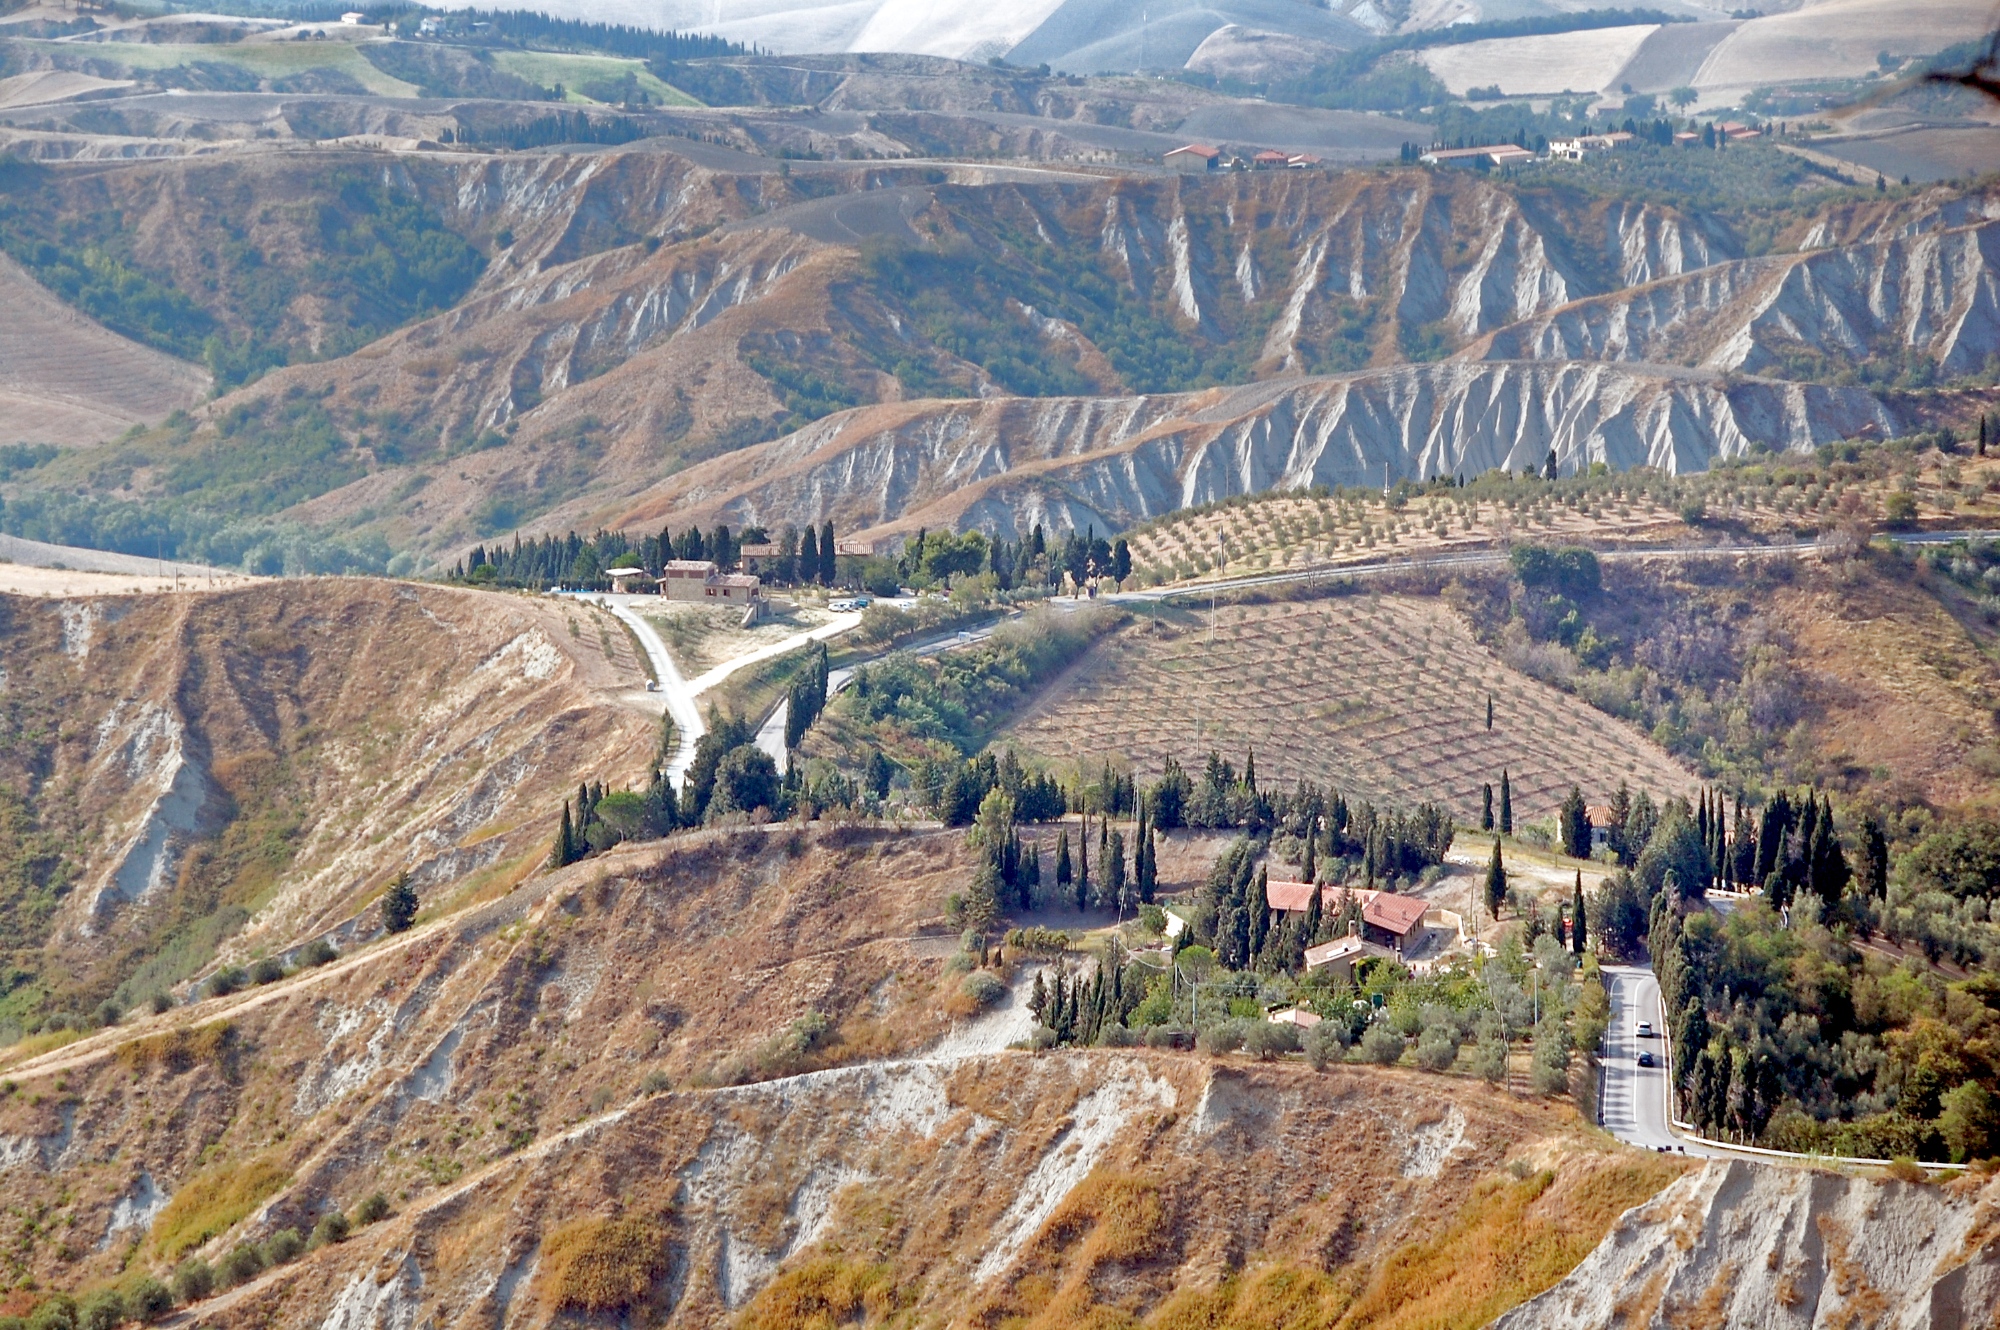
1481 783 1494 831
1303 880 1324 946
799 525 819 583
551 802 575 868
1056 830 1072 896
1861 815 1889 898
1107 829 1128 911
1137 826 1157 904
1560 785 1589 859
1248 868 1268 959
1302 828 1317 884
1499 770 1513 836
820 520 836 585
1076 816 1090 911
1486 694 1494 730
1485 839 1507 921
1572 870 1587 954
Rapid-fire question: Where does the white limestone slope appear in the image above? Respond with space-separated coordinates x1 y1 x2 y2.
641 360 1898 540
1492 1158 2000 1329
1478 215 2000 378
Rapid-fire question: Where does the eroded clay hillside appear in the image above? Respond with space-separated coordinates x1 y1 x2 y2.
0 579 656 1021
20 158 1995 567
623 362 1901 543
0 824 976 1298
0 805 1700 1329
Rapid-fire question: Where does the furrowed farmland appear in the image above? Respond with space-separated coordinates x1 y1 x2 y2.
1004 596 1698 822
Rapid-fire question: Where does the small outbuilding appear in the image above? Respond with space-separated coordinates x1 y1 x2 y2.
1164 144 1221 173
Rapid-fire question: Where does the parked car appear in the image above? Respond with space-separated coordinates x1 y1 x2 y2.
1636 1021 1655 1038
1638 1051 1656 1067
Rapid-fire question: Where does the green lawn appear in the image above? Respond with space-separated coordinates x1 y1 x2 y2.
24 37 422 97
487 49 699 105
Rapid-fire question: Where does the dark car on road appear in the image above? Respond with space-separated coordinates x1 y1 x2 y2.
1638 1051 1656 1067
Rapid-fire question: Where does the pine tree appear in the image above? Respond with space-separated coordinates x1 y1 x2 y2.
1481 783 1494 831
381 871 419 934
1572 870 1587 955
1485 839 1507 921
1029 971 1048 1023
1499 769 1513 836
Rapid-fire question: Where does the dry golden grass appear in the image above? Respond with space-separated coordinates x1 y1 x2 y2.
114 1020 234 1075
147 1153 290 1260
1331 1153 1687 1329
1006 598 1693 821
538 1216 668 1312
1130 1152 1687 1330
736 1258 896 1330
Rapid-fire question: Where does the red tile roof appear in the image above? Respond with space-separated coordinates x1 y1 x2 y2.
1265 881 1429 937
1364 891 1429 937
1267 879 1320 912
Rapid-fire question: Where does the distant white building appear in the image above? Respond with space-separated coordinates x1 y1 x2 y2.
340 10 364 23
1420 144 1535 168
1549 131 1635 161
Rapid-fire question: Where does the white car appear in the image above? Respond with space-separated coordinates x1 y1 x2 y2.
1636 1021 1656 1039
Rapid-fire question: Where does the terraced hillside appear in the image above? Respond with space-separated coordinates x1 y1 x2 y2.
1006 597 1697 821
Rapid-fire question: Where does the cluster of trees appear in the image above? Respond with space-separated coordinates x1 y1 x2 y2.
954 781 1160 927
919 748 1069 827
455 112 654 150
894 525 1131 595
1582 789 2000 1160
782 643 830 750
549 777 676 868
405 8 747 60
456 521 815 589
842 611 1105 776
1027 942 1148 1048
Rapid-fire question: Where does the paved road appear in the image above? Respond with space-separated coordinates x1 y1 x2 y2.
1600 964 1719 1158
592 598 706 788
